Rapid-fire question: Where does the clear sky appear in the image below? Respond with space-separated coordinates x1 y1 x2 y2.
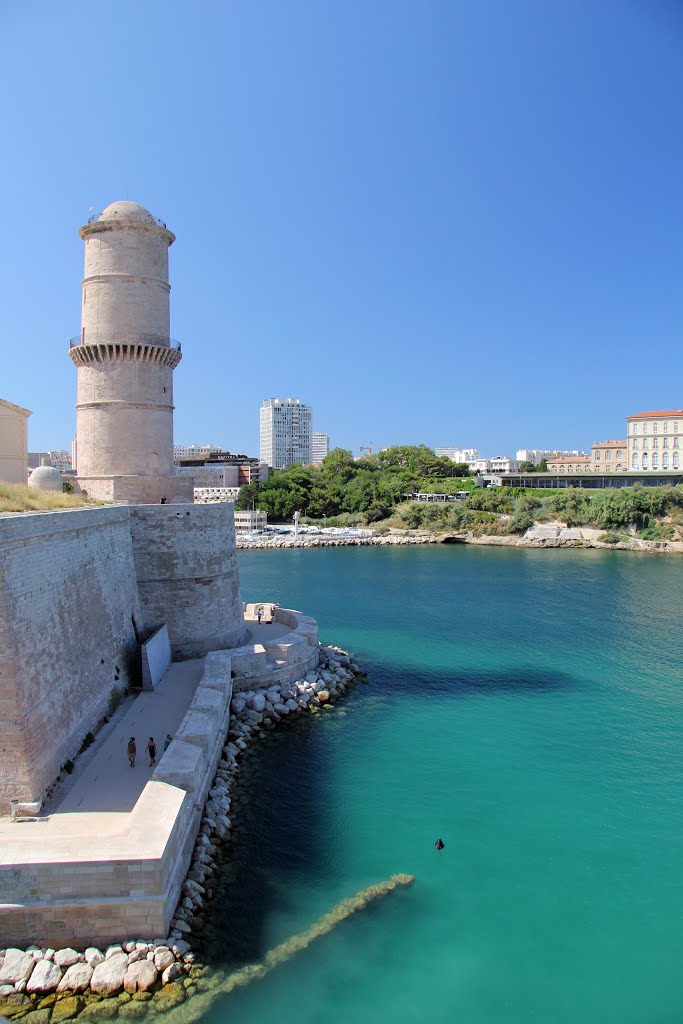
1 0 681 457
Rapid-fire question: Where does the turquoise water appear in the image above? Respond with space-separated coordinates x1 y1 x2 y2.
201 546 683 1024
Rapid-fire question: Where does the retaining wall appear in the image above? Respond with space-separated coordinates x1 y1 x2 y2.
0 652 233 947
0 507 142 813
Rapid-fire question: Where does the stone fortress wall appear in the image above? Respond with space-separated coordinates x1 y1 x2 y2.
0 652 234 947
0 507 142 813
0 604 320 946
129 505 246 660
0 504 245 814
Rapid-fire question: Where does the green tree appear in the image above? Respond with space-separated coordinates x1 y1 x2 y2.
321 448 356 483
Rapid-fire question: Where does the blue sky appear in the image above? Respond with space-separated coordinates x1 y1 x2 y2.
1 0 681 457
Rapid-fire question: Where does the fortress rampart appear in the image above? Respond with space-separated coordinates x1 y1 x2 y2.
0 504 245 813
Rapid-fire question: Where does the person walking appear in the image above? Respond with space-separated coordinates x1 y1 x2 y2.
127 737 136 768
164 733 173 751
257 607 263 624
147 737 157 767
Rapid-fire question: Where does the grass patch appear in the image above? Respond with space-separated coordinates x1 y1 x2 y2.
0 483 102 513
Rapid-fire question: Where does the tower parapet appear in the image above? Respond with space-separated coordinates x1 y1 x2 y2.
70 201 193 503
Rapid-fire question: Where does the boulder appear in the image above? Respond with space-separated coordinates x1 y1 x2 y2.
26 960 62 994
80 996 121 1021
317 690 330 704
53 950 81 969
118 1000 148 1019
0 949 36 985
105 946 123 960
153 950 175 973
162 962 184 985
57 963 93 994
0 990 30 1009
123 960 158 994
154 980 185 1011
52 995 85 1022
16 1009 52 1024
171 940 191 958
252 693 266 713
84 948 104 967
90 953 128 995
285 699 299 712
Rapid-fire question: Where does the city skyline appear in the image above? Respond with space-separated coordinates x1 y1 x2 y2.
1 1 681 455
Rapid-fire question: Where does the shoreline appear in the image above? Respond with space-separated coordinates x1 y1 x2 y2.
236 530 683 555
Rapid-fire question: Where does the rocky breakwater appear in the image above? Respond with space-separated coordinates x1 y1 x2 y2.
0 645 365 1023
236 531 435 549
0 937 194 1021
169 644 364 939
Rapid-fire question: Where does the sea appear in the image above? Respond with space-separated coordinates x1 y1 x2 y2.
195 545 683 1024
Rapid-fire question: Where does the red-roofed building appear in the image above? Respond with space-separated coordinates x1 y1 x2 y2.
626 411 682 471
591 440 626 472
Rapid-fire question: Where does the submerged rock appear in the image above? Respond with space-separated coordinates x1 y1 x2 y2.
52 995 85 1021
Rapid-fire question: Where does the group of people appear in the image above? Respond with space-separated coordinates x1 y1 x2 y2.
127 733 172 768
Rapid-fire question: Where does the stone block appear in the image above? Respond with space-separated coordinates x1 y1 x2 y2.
153 740 204 793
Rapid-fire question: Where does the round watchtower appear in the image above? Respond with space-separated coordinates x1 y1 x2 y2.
69 201 192 503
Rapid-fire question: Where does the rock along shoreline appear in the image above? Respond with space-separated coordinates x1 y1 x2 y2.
0 644 364 1022
236 528 683 555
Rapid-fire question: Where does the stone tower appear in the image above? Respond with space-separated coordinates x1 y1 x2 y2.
69 200 193 503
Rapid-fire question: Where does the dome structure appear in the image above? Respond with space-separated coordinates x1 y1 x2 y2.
28 464 64 492
99 201 156 224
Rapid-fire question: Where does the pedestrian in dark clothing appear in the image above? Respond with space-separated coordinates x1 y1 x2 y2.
164 734 173 751
127 737 136 767
147 737 157 767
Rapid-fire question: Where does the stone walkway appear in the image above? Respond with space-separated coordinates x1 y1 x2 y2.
56 658 205 816
0 659 204 841
0 611 296 845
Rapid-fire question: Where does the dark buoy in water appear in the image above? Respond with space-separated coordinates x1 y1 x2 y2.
435 838 445 850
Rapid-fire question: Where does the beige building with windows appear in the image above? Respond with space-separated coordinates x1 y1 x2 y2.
546 455 592 474
0 398 32 484
591 440 626 472
627 410 682 472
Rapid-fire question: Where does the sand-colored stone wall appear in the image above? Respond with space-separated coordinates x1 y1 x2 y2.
129 504 247 660
81 223 172 342
0 652 233 947
0 507 142 812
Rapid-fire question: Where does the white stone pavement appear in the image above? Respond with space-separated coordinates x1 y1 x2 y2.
0 611 296 847
0 659 205 846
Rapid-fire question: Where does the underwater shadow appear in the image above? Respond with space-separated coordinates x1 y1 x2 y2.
197 712 334 967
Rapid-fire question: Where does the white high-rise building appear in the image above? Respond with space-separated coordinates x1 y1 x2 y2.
311 432 330 462
260 398 312 469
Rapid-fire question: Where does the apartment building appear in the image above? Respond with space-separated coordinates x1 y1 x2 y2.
260 398 312 469
626 410 682 471
311 432 330 463
175 451 268 487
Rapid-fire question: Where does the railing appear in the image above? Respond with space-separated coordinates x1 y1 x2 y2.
69 333 181 350
87 212 168 229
